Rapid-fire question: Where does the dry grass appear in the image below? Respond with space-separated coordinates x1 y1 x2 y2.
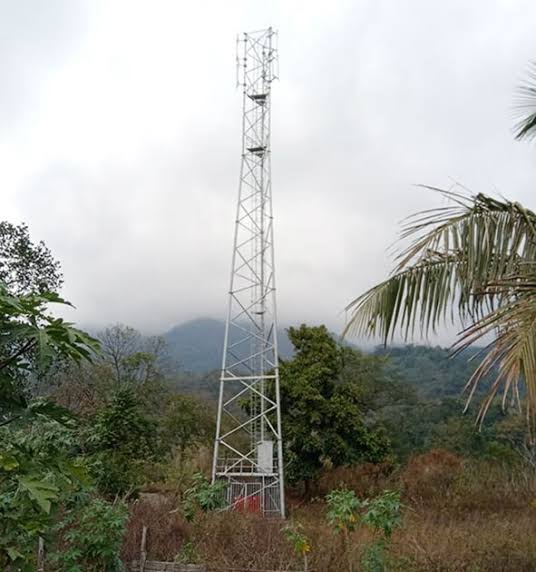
122 451 536 571
393 508 536 571
122 494 190 563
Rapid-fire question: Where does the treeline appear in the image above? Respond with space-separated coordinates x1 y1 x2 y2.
168 338 525 468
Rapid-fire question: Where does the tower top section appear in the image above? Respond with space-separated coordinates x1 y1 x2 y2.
236 28 279 95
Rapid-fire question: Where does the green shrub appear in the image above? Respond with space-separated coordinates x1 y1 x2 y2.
325 487 404 572
182 473 227 521
84 387 157 495
362 490 403 539
0 420 88 571
361 491 404 572
51 494 128 572
326 486 362 534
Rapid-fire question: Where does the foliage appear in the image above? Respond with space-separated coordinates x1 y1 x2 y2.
88 387 156 454
280 325 391 489
326 487 362 534
84 387 157 495
282 522 311 556
176 542 200 564
359 491 406 572
0 419 88 570
0 285 100 424
53 358 215 496
374 345 486 400
361 542 389 572
51 361 118 416
361 490 403 539
51 493 128 572
0 221 62 295
282 522 311 571
0 279 98 570
159 393 214 455
326 488 404 572
182 473 227 521
344 190 536 429
514 61 536 141
376 390 525 463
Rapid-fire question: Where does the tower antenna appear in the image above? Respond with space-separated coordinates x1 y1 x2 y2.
212 27 285 518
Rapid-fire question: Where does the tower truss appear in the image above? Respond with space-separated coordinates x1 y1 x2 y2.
212 27 285 518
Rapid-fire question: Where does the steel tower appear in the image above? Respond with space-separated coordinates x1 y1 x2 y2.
212 28 285 518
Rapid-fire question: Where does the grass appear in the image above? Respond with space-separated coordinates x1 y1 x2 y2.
121 450 536 571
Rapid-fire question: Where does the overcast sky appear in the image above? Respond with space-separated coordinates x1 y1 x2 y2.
1 0 535 343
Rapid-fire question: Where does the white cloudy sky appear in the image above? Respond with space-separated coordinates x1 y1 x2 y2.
1 0 535 342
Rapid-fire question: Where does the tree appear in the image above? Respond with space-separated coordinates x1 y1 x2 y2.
159 393 214 456
279 325 390 492
0 284 99 569
344 190 536 430
0 221 62 295
51 324 169 417
0 285 99 426
84 386 157 495
98 324 167 385
50 361 117 416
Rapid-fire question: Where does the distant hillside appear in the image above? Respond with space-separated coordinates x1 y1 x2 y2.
374 344 487 399
162 320 488 401
163 318 294 373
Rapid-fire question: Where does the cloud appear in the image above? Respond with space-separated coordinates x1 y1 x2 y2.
0 1 87 128
2 0 536 346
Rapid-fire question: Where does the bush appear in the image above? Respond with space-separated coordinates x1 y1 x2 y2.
0 420 87 571
182 473 227 521
84 387 157 495
51 494 128 572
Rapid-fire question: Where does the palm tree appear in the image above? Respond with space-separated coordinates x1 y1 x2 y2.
344 188 536 430
515 62 536 140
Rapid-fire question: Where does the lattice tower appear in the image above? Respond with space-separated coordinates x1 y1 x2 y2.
212 27 285 518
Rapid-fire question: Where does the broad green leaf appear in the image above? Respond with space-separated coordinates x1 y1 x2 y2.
18 477 59 514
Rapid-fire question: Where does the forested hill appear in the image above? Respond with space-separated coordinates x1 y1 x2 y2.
373 345 485 399
164 319 483 400
163 318 295 373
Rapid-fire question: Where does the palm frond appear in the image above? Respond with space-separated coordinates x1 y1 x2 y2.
344 189 536 425
514 62 536 141
343 254 466 343
345 189 536 341
454 288 536 431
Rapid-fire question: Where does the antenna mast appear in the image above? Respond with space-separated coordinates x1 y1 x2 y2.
212 27 285 518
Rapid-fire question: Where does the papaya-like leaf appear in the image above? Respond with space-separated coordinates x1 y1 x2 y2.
17 477 59 514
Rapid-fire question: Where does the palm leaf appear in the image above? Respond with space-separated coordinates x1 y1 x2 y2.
454 275 536 428
344 189 536 424
514 62 536 141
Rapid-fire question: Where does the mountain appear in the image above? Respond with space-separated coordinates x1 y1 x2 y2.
163 318 295 373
